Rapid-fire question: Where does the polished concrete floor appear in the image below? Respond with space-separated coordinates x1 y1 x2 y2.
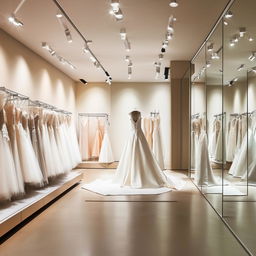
0 169 249 256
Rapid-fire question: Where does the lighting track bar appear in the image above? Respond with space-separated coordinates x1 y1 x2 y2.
51 0 111 80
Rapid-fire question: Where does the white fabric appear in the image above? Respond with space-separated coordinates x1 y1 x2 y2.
99 123 114 163
226 118 238 162
195 131 219 186
152 117 164 170
113 111 180 189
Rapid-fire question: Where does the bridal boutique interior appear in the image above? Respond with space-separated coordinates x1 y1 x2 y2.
0 0 255 255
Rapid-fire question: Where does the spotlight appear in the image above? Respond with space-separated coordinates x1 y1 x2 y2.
65 28 72 43
237 64 245 71
161 48 166 53
223 20 228 26
159 54 164 60
124 39 131 51
115 9 123 20
83 43 90 53
207 43 214 52
239 27 246 37
79 79 88 85
120 28 126 40
110 0 120 12
229 40 235 47
162 41 168 49
164 67 170 80
211 52 220 60
56 13 63 18
206 61 211 68
8 14 23 26
225 11 233 18
128 60 133 67
169 0 178 7
248 52 256 61
166 32 173 40
252 67 256 73
125 56 130 62
248 36 254 42
90 56 96 63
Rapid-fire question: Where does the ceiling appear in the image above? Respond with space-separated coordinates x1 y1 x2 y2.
0 0 230 83
192 0 256 86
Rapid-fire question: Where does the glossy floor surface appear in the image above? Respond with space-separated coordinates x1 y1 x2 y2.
0 169 249 256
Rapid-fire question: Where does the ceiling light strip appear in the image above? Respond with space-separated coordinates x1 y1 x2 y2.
51 0 112 80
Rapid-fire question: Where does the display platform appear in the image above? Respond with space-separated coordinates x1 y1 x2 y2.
76 161 118 169
0 171 82 237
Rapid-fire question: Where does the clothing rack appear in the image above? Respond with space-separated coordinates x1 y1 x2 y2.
0 86 72 115
191 113 200 119
150 111 159 117
0 86 29 100
78 113 109 123
214 112 226 118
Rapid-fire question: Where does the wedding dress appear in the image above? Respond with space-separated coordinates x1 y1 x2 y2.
113 111 177 189
91 118 103 158
79 117 90 160
16 110 44 185
195 130 218 186
99 121 114 163
226 118 238 162
142 117 153 149
152 117 164 170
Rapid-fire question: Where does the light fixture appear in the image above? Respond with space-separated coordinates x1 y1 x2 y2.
159 54 164 60
56 12 63 18
64 28 72 43
237 64 245 71
162 41 168 49
223 20 228 26
239 27 246 37
83 43 90 53
166 32 173 40
248 52 256 61
164 67 170 80
128 66 132 80
90 56 96 63
124 39 131 51
252 67 256 73
169 0 178 7
110 0 120 12
207 43 214 52
79 79 88 85
206 61 211 68
233 77 238 82
211 52 220 60
125 56 130 62
114 9 123 21
248 36 254 42
8 0 27 27
128 60 133 67
154 62 161 68
167 15 176 32
120 28 126 40
229 40 235 47
225 10 233 19
8 14 23 26
233 35 239 42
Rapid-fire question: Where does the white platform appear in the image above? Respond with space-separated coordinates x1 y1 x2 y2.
0 171 82 237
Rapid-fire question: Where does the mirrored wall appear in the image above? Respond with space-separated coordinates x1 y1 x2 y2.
190 0 256 253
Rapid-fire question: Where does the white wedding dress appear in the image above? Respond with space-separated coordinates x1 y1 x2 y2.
113 111 177 189
99 122 114 163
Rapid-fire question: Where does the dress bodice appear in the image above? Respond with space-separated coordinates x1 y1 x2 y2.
130 111 142 132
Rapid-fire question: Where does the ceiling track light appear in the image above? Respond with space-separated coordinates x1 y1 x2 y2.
166 32 173 40
223 19 228 26
225 10 233 19
251 67 256 73
124 38 131 51
207 43 214 52
64 28 72 43
42 41 75 70
211 52 220 60
248 52 256 61
120 28 126 40
206 61 211 68
125 55 130 62
169 0 178 7
110 0 120 12
229 39 235 47
167 16 176 33
239 27 246 37
159 54 164 60
52 0 111 83
248 36 254 42
8 0 27 27
237 64 245 71
79 79 88 85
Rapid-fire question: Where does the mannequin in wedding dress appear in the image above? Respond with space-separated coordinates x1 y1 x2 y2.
113 110 179 189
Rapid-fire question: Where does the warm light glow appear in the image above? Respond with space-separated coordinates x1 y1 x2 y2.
169 0 178 7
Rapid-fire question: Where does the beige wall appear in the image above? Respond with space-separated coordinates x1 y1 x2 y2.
0 29 76 113
76 82 171 168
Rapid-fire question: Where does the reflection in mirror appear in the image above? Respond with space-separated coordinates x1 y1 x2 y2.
222 0 256 254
